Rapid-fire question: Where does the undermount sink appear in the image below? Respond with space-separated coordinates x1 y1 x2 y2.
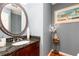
12 40 30 46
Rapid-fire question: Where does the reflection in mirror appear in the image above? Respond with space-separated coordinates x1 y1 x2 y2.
1 4 26 34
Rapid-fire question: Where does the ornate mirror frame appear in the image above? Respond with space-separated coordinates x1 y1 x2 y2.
0 3 28 37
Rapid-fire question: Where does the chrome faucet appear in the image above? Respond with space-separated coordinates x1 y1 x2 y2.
17 38 23 41
13 39 16 42
12 37 23 42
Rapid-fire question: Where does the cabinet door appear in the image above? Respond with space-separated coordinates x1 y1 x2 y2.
15 49 23 56
7 41 39 56
30 47 39 56
15 47 30 56
30 42 39 56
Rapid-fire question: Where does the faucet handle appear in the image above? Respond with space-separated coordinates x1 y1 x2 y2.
19 38 23 40
16 38 23 41
13 39 15 43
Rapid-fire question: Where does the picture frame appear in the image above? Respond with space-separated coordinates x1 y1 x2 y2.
54 4 79 24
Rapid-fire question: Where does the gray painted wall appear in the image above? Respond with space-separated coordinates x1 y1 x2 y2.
43 3 52 56
52 3 79 56
22 4 43 37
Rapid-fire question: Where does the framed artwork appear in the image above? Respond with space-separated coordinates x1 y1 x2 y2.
54 4 79 24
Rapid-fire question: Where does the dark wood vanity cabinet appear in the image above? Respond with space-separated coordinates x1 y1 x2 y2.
7 41 39 56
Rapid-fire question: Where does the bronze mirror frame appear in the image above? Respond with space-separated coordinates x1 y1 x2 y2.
0 3 28 37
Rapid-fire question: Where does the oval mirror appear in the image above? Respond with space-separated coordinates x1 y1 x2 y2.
0 3 28 36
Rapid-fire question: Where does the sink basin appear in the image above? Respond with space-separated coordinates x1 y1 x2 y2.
12 40 30 46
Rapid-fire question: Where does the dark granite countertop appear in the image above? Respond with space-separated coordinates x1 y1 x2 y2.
0 36 40 56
